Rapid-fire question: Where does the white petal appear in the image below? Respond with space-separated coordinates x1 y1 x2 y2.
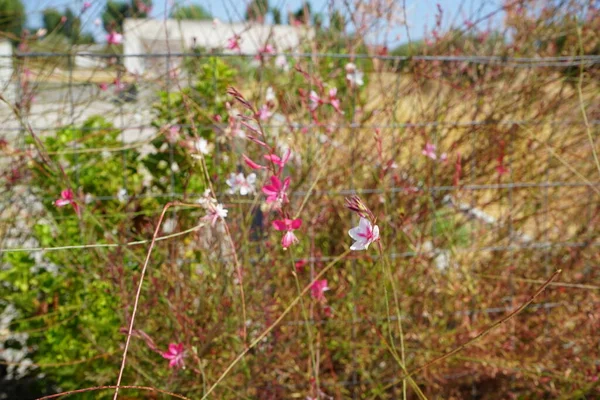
350 240 367 251
372 225 380 241
348 227 363 241
358 217 371 231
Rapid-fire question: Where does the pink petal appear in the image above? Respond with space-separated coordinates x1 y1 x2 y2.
243 155 264 169
291 218 302 230
272 220 287 231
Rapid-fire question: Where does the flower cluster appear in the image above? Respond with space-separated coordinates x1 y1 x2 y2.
228 87 300 250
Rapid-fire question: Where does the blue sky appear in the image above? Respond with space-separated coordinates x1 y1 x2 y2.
23 0 503 45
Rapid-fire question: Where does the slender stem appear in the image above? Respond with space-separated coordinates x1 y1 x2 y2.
200 250 351 400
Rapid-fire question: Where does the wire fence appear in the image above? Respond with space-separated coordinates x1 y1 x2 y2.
1 48 599 397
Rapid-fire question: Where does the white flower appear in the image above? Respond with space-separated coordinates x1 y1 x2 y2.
36 28 47 37
345 63 364 87
226 173 256 195
195 138 210 155
348 217 379 251
275 55 289 71
162 218 177 234
266 87 275 103
197 189 215 208
117 188 128 203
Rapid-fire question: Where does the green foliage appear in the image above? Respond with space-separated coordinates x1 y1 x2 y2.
1 58 241 391
102 1 129 33
0 0 25 40
292 1 311 25
171 4 212 20
42 8 62 33
271 7 282 24
102 0 151 33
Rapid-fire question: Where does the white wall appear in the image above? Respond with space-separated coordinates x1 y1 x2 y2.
0 40 15 103
123 19 314 75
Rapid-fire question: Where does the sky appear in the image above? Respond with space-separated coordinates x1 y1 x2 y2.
23 0 504 45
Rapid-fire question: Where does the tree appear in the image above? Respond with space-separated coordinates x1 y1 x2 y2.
0 0 25 40
42 8 63 33
292 1 311 25
171 4 212 20
330 10 345 32
102 1 129 33
102 0 152 33
246 0 268 23
42 8 81 41
63 9 81 41
271 7 282 24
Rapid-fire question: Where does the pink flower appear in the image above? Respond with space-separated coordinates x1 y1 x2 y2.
226 35 241 51
107 31 123 45
262 176 290 206
260 44 275 55
329 87 342 113
422 142 437 160
257 105 272 121
161 343 185 369
98 82 108 91
263 149 291 169
348 217 379 251
309 90 320 111
166 125 180 143
114 78 125 91
60 16 67 23
203 203 228 227
82 2 91 12
310 279 329 302
440 152 448 162
272 218 302 249
55 189 81 216
496 163 509 176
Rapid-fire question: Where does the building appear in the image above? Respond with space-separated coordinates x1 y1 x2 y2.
123 19 315 75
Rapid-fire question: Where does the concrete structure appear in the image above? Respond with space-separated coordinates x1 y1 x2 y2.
122 19 314 75
0 40 15 103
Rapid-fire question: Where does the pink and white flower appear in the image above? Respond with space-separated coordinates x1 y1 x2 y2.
309 90 321 111
272 218 302 249
107 31 123 45
226 35 241 51
203 202 228 227
257 104 272 121
348 217 379 251
310 279 329 302
262 175 290 206
226 172 256 195
166 125 180 144
422 142 437 160
161 343 185 369
82 2 91 12
55 189 81 216
329 87 342 113
275 54 289 71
